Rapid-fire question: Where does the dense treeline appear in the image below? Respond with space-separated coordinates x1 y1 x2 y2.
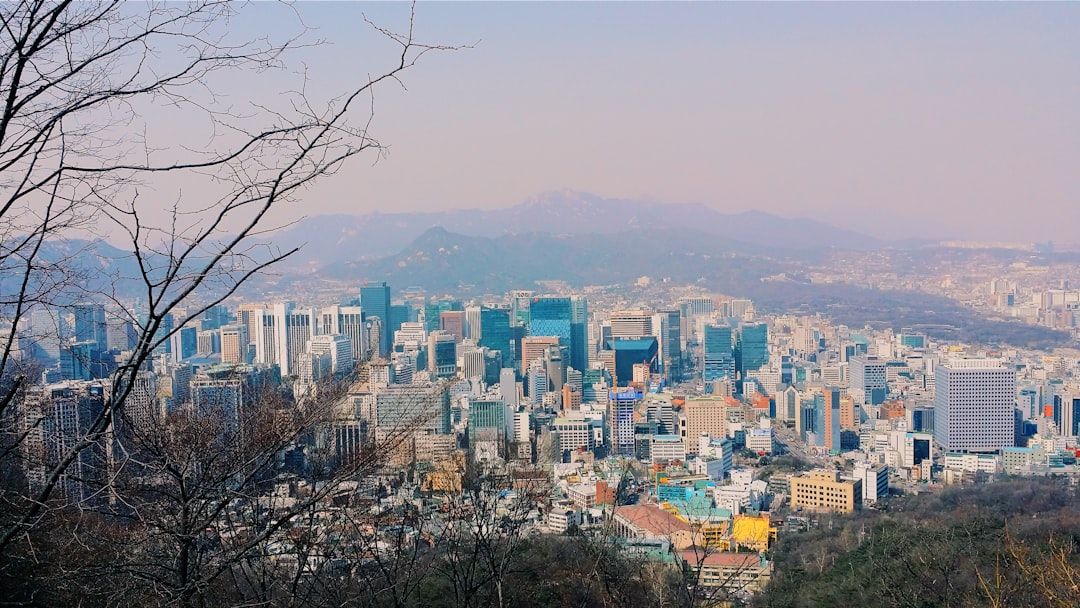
755 478 1080 608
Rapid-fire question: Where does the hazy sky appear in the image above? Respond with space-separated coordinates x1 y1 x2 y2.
189 3 1080 242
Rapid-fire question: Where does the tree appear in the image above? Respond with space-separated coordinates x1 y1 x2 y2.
0 0 456 596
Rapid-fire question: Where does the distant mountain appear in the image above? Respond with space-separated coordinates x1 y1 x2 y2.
316 225 789 295
270 190 881 270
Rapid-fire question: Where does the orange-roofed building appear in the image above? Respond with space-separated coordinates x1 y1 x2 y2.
612 505 699 550
879 400 906 420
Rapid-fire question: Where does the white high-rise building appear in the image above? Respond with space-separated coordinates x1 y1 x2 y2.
252 308 277 368
320 305 365 362
307 334 354 375
933 358 1015 452
274 303 315 377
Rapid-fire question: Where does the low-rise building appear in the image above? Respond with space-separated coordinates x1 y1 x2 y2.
789 469 862 513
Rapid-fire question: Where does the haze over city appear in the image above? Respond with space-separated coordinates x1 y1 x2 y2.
234 2 1080 243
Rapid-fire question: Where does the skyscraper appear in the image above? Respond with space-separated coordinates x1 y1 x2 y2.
321 305 365 362
849 355 887 406
702 324 735 382
72 303 107 353
735 322 769 379
478 306 512 364
933 358 1015 452
274 303 315 377
529 296 588 374
360 282 391 358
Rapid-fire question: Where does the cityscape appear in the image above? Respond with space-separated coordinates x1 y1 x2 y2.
3 2 1080 608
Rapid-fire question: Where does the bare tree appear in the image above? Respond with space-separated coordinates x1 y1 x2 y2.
0 0 458 594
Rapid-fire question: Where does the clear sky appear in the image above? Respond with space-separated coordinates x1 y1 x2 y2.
198 2 1080 242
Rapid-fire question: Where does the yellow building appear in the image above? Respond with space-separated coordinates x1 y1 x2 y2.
789 469 861 513
730 514 776 552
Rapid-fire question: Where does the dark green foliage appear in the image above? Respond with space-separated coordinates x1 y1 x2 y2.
755 478 1080 608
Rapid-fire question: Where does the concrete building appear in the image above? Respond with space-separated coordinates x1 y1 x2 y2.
789 469 862 513
934 358 1016 452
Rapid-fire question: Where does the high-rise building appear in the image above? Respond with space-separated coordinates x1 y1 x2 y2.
521 336 560 374
682 396 733 455
220 325 249 364
321 305 365 362
464 306 482 340
360 282 391 357
823 387 842 452
660 308 682 381
478 306 512 363
703 324 735 382
735 322 769 379
933 358 1016 452
849 356 888 406
308 334 354 375
374 382 450 434
427 330 457 379
170 325 198 363
529 296 588 373
274 303 315 377
72 303 107 353
1055 393 1080 438
251 308 277 367
609 309 653 339
440 310 466 343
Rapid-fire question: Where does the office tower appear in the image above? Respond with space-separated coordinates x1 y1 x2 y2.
20 382 108 504
219 325 249 364
190 365 255 421
609 309 653 339
776 384 798 423
59 342 96 380
682 397 731 455
510 290 533 326
526 360 548 405
735 322 769 378
478 306 512 363
469 398 506 446
499 368 518 406
702 324 735 382
272 303 316 377
307 334 354 375
169 325 197 363
440 310 466 343
729 299 753 319
105 311 137 352
570 296 588 373
823 387 842 452
677 295 714 317
198 304 231 331
526 296 586 373
375 382 451 434
29 307 65 360
933 358 1016 451
660 308 682 380
391 352 416 384
521 336 560 374
1056 393 1080 438
608 391 637 455
427 330 457 378
360 282 391 357
606 337 658 386
365 317 383 361
422 303 441 333
196 330 219 355
321 305 365 362
388 303 412 345
545 344 565 394
236 302 266 351
839 394 859 430
464 305 482 340
460 341 486 381
850 355 888 405
72 303 107 352
251 308 277 367
394 322 427 353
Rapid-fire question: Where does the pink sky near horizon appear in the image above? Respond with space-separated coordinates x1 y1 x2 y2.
132 2 1080 243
